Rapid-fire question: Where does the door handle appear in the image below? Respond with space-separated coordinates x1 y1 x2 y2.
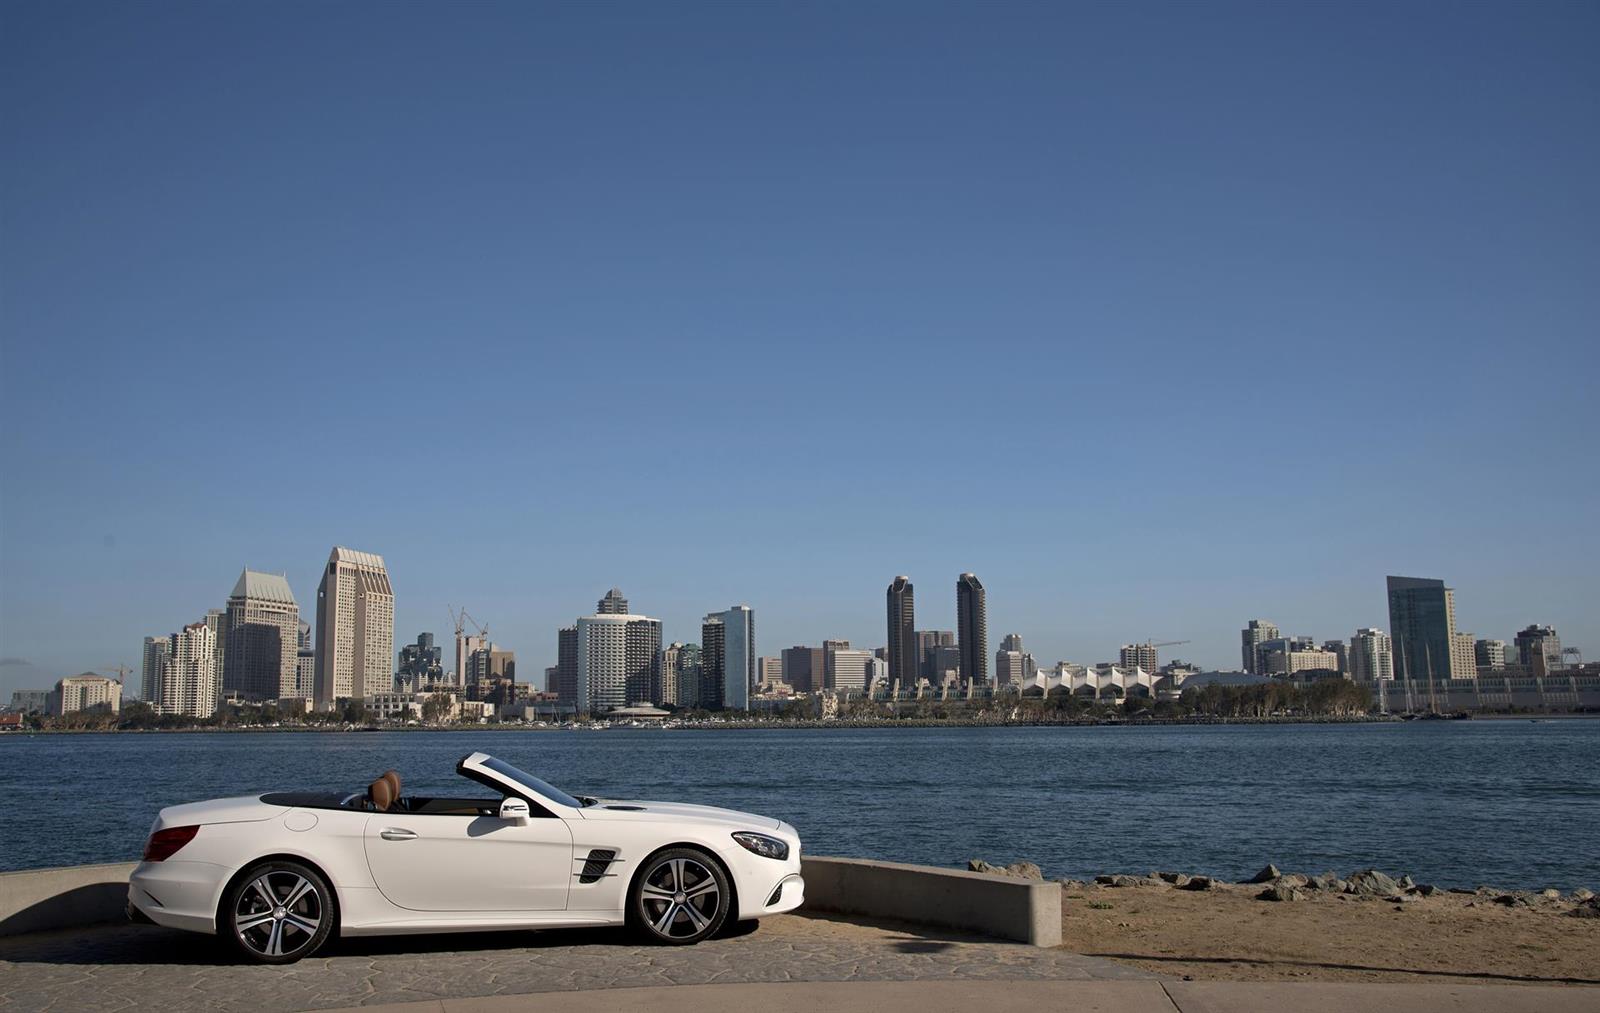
380 828 417 841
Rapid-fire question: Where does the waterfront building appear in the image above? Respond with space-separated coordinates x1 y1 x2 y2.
597 588 629 614
453 629 484 691
205 608 229 690
159 622 218 718
781 645 823 694
701 606 754 710
1514 624 1562 677
915 630 955 682
994 632 1036 687
1350 628 1394 682
758 656 785 687
141 635 170 705
53 672 123 716
664 641 702 708
1322 639 1349 676
1119 642 1159 675
1386 576 1473 682
886 577 916 693
826 646 876 691
295 649 315 699
399 632 445 689
1451 632 1478 679
224 569 300 702
467 644 516 703
1475 638 1507 673
956 573 988 686
314 547 395 709
1240 619 1280 674
8 689 49 713
575 611 663 712
1256 637 1339 676
555 626 578 704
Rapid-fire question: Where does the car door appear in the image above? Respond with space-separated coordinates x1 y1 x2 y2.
363 808 574 912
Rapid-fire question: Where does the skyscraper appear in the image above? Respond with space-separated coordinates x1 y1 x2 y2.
399 632 444 689
574 594 663 712
1451 632 1478 679
994 633 1035 687
160 622 217 718
204 607 228 691
1350 628 1393 682
1322 639 1349 676
224 570 300 702
141 635 170 705
1475 638 1507 672
1240 619 1280 674
758 657 785 687
467 644 517 704
555 625 578 704
1514 624 1562 677
1386 576 1470 682
597 588 629 614
314 547 394 709
956 573 988 687
781 645 823 694
915 630 956 681
886 576 916 693
664 642 702 708
701 605 754 710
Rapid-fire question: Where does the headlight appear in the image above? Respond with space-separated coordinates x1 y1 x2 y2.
731 831 789 860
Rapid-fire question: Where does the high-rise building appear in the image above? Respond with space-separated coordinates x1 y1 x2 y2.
556 626 578 704
886 576 916 693
1475 638 1507 672
159 622 218 718
1240 619 1280 674
1451 632 1478 679
597 588 629 614
141 635 170 705
314 547 395 709
1119 642 1158 674
454 630 485 690
1350 628 1394 682
204 608 228 691
298 620 312 651
825 646 876 691
295 649 315 699
757 656 785 687
8 689 49 714
575 604 663 712
224 570 300 702
1514 624 1562 677
467 645 516 704
1256 637 1340 676
1322 639 1349 676
994 633 1035 687
53 673 123 716
399 632 444 689
781 646 823 693
1386 576 1470 682
915 630 956 681
663 642 702 708
956 573 988 686
701 605 754 710
926 644 962 686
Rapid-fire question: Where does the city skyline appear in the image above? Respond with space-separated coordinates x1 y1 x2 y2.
2 4 1597 695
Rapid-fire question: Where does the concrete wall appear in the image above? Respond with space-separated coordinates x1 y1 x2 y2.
0 862 135 936
801 856 1061 947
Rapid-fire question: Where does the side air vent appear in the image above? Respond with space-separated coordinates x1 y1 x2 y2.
580 849 618 884
603 805 645 811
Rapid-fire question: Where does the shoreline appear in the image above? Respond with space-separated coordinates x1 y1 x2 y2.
7 712 1600 734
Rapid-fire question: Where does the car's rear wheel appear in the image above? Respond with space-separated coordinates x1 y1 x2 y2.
222 860 335 964
629 848 730 945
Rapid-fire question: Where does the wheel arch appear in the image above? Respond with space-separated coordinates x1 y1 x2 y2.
215 853 344 938
625 841 739 919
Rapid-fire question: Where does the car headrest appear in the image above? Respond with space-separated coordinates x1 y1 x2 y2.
368 775 395 812
382 769 401 802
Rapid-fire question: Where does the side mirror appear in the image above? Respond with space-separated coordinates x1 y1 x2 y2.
499 797 531 826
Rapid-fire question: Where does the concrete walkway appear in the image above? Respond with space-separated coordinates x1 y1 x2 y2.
337 980 1600 1013
0 913 1147 1012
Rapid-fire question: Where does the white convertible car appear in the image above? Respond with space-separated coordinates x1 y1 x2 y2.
127 752 805 963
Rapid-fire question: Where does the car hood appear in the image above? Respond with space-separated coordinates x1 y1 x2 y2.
580 799 784 832
153 794 286 831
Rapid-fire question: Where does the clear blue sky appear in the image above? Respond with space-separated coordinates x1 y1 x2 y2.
2 1 1596 695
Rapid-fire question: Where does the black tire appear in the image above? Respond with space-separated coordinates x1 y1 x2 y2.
221 860 336 964
628 848 731 945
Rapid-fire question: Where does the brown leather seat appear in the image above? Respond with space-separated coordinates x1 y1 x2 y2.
382 769 401 803
368 775 394 812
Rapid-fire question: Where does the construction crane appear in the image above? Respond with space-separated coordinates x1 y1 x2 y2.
1144 639 1191 649
448 606 488 642
100 662 134 686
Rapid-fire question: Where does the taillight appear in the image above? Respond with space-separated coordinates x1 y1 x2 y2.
142 825 199 861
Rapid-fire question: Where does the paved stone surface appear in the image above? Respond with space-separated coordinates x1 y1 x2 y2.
0 913 1152 1012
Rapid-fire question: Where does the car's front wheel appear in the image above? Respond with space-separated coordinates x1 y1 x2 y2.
629 848 731 945
222 860 335 964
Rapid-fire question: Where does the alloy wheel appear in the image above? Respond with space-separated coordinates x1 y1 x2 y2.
232 869 323 959
638 855 722 940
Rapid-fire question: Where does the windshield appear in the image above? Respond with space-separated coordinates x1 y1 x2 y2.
479 756 586 809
